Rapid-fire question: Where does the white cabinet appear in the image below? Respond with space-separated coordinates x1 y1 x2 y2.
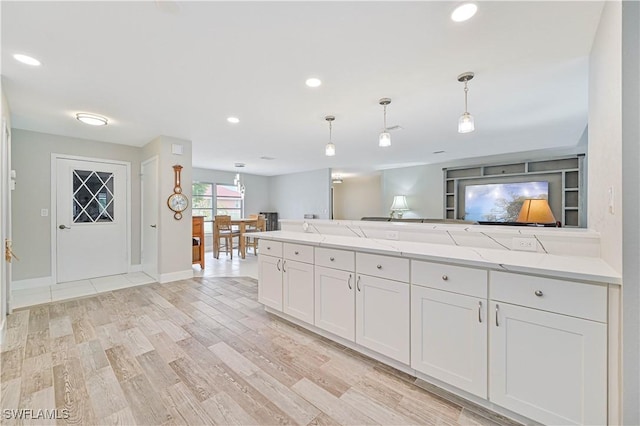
258 254 283 310
490 301 607 425
314 266 354 340
356 274 410 364
283 259 314 324
411 286 487 398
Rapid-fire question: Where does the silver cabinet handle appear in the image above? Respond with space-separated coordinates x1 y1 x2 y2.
357 275 361 292
442 275 448 281
376 264 382 269
150 224 157 228
535 290 544 297
478 301 483 323
330 257 335 261
58 224 69 230
495 304 500 327
282 260 287 272
294 251 299 255
276 259 281 271
348 274 352 290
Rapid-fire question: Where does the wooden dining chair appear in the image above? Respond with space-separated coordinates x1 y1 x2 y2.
214 215 240 259
244 216 266 256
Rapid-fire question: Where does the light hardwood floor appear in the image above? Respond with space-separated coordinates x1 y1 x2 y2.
1 276 518 425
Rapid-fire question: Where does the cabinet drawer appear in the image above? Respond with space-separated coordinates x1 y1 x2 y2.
315 247 355 272
258 240 283 258
284 243 314 264
412 261 487 298
356 253 409 282
490 271 607 322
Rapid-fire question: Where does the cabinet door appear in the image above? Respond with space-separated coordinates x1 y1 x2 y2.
355 275 410 364
258 255 283 311
283 260 314 324
490 302 607 425
411 287 487 398
314 266 355 341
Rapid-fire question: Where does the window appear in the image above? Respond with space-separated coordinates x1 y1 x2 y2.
192 182 244 233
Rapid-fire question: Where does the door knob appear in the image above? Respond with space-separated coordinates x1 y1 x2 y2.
58 224 69 229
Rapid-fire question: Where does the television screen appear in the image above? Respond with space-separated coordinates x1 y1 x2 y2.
464 181 549 222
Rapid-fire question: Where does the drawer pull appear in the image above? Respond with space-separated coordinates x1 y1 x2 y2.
376 264 382 269
357 276 361 292
442 275 449 281
478 301 483 323
294 251 299 255
330 257 335 261
495 304 500 327
276 259 281 271
282 260 287 273
534 290 544 297
267 246 271 250
348 274 352 290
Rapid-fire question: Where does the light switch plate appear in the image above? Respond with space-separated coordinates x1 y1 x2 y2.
41 208 48 217
512 237 537 252
385 230 399 240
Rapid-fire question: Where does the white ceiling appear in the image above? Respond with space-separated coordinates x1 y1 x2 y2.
1 1 603 176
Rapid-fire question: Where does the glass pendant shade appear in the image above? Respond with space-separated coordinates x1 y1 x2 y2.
458 112 475 133
325 142 336 157
379 132 391 147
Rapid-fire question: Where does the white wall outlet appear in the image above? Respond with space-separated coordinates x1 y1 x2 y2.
40 208 48 217
171 143 183 155
512 237 537 252
385 230 399 240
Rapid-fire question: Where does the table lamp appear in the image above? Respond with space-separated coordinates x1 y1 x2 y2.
517 199 556 225
390 195 409 218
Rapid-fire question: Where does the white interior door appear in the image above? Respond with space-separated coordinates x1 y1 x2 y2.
1 120 11 320
141 157 158 280
56 158 128 283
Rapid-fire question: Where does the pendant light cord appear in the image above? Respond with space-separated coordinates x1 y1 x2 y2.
464 81 469 113
383 105 387 131
329 120 333 142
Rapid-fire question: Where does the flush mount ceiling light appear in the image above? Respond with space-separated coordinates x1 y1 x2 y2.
457 72 475 133
305 77 322 88
378 98 392 148
332 174 343 184
325 115 336 157
227 116 240 124
451 3 478 22
13 53 41 66
76 113 108 126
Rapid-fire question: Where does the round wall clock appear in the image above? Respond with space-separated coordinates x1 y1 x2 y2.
167 165 188 220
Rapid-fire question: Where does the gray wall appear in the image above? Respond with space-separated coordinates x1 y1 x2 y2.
11 129 141 281
268 168 331 220
622 0 640 422
333 174 383 220
192 168 271 216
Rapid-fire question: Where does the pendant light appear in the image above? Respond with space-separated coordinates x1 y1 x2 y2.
379 98 392 147
457 72 475 133
325 115 336 157
233 163 246 198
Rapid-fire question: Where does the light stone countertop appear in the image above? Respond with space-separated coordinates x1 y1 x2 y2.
252 230 622 285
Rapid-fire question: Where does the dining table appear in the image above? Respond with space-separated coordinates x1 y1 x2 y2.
213 217 258 259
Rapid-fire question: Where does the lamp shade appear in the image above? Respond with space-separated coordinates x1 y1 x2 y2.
390 195 409 211
517 199 556 224
458 112 474 133
379 131 391 147
325 142 335 157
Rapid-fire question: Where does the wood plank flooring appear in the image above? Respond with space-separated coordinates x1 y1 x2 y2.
1 276 518 425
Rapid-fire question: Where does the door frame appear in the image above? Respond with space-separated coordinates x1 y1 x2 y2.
140 155 159 281
50 153 131 283
1 118 12 335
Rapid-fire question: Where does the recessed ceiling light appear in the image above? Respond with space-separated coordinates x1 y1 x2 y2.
13 54 41 66
451 3 478 22
227 117 240 124
305 78 322 88
76 113 108 126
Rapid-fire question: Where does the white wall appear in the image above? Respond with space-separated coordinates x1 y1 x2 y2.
268 168 331 221
11 129 141 281
1 86 12 334
588 0 623 273
192 168 271 216
622 1 640 422
142 136 192 282
333 174 383 220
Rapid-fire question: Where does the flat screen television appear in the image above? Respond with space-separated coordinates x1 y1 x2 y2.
464 181 549 222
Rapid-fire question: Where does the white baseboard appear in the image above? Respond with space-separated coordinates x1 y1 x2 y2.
128 264 143 273
12 276 54 290
158 269 193 284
